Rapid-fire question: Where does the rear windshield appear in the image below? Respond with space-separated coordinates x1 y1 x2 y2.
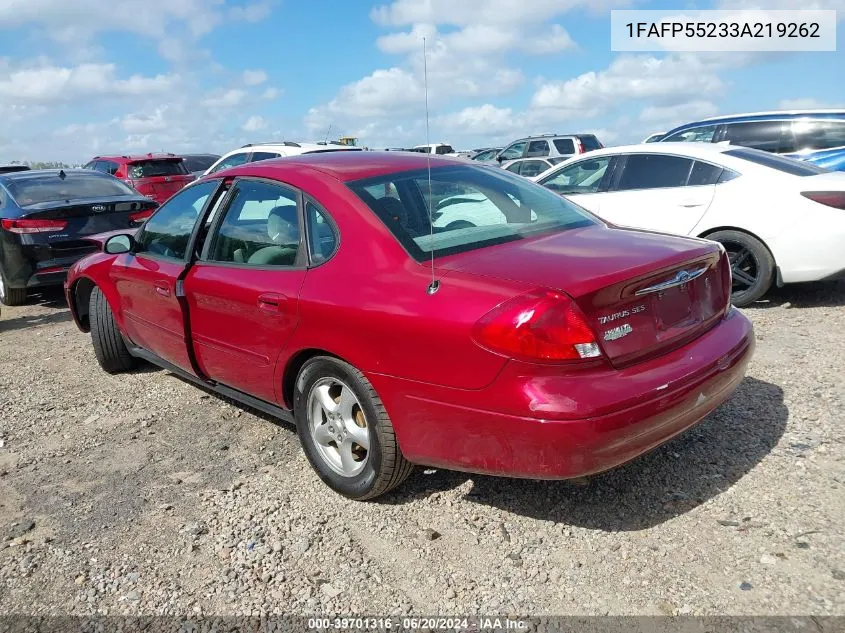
128 159 189 179
724 148 829 176
578 135 602 151
347 165 597 261
182 156 219 172
6 172 137 206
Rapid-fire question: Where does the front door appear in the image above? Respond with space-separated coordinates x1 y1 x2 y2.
184 178 309 402
111 180 222 371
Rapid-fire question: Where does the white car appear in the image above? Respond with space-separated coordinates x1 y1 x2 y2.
533 142 845 306
203 142 362 176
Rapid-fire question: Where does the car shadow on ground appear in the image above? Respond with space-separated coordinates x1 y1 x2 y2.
386 376 788 531
0 307 72 332
749 280 845 309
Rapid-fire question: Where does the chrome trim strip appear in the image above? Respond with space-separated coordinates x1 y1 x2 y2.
635 266 709 296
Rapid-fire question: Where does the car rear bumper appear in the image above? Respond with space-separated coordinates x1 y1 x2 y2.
1 242 96 290
369 307 754 479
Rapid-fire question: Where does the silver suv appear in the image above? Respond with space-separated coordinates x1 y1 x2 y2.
495 134 603 164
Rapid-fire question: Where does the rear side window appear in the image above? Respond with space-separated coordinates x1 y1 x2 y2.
526 140 550 157
577 136 602 151
792 120 845 151
250 151 282 162
436 145 454 155
553 139 576 154
663 125 718 143
505 162 523 174
616 155 694 191
5 172 137 206
721 121 790 153
128 160 188 179
688 161 724 186
306 201 337 263
724 148 829 176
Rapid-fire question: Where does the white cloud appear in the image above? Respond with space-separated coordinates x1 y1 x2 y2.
0 62 178 104
228 1 273 23
261 87 281 101
242 115 268 132
531 54 726 117
202 88 247 109
243 69 267 86
639 100 720 127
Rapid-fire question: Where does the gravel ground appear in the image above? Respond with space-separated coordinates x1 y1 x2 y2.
0 283 843 617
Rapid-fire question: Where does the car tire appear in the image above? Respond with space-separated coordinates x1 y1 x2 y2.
89 285 136 374
706 229 775 308
294 356 413 500
0 268 27 306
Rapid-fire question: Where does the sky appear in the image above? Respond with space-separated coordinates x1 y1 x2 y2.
0 0 843 164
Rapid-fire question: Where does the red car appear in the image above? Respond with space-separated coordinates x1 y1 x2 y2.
83 153 195 205
64 152 754 500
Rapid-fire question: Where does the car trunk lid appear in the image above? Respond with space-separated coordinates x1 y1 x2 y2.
437 225 730 367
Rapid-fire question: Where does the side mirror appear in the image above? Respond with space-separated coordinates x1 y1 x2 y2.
496 155 505 162
104 234 135 255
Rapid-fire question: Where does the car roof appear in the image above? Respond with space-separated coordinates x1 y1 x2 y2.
93 153 183 162
664 109 845 135
564 142 737 159
210 149 468 182
0 168 104 184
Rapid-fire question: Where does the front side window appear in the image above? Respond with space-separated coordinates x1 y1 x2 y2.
663 125 718 143
539 156 612 195
792 120 845 151
250 151 282 162
348 165 596 261
209 152 249 174
526 140 550 157
498 142 526 161
505 161 523 174
616 154 693 191
207 179 301 266
472 150 496 161
135 181 218 259
6 172 137 206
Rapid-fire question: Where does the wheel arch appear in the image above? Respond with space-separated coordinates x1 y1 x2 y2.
281 347 344 409
69 276 97 332
697 225 777 265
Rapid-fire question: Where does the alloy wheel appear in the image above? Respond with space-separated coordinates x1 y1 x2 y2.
723 241 759 294
306 377 370 477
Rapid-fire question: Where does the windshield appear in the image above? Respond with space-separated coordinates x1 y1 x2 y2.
347 165 597 261
724 147 829 176
128 159 188 179
6 172 137 206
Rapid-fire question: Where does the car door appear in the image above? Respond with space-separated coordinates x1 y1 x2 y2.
596 153 716 235
535 155 615 214
183 177 309 402
110 180 223 372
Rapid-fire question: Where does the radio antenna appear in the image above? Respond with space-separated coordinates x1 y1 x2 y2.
423 36 439 295
324 123 332 144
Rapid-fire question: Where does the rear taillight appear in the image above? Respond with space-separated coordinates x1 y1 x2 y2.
801 191 845 210
1 218 68 234
718 248 733 315
472 289 602 362
129 208 156 223
575 139 584 154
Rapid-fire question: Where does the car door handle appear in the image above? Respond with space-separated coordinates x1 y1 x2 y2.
154 281 171 297
257 293 286 313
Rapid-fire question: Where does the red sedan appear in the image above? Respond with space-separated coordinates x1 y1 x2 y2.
64 151 754 500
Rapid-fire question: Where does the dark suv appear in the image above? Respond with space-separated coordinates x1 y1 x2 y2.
83 153 195 204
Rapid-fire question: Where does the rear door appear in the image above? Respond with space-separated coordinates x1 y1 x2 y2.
184 178 309 402
595 153 716 235
126 158 195 202
111 180 224 371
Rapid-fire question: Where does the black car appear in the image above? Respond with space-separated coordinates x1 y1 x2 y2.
0 169 158 306
0 165 31 174
180 153 221 179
